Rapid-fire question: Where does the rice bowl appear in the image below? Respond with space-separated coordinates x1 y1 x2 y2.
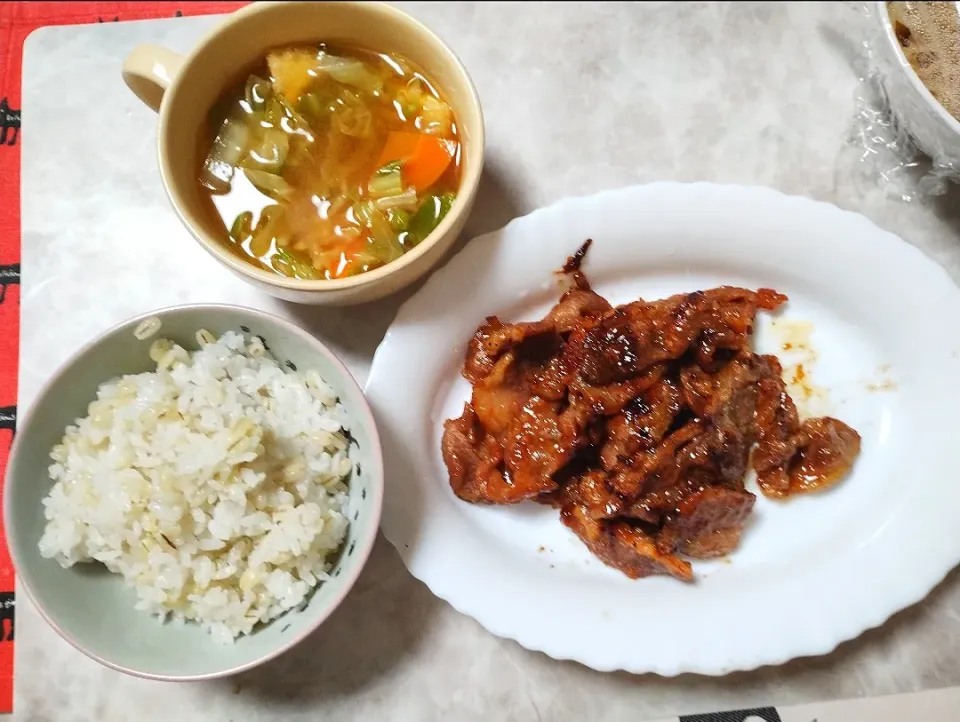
5 304 383 680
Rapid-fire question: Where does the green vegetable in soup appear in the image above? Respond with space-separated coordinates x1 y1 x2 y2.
375 188 418 212
264 97 287 128
368 161 404 198
248 205 283 257
274 248 320 279
276 95 313 139
244 75 271 112
200 116 251 193
354 199 404 263
346 248 387 276
388 208 411 232
352 199 375 227
297 91 331 124
243 128 289 172
375 160 402 175
249 228 275 258
407 192 456 245
230 211 254 244
244 168 293 200
315 52 384 94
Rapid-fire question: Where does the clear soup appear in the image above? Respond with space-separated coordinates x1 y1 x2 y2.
200 44 461 281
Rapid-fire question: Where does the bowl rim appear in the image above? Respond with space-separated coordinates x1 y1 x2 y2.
874 0 960 136
159 0 486 295
3 303 385 681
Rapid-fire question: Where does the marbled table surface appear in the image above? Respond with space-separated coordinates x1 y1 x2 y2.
17 2 960 720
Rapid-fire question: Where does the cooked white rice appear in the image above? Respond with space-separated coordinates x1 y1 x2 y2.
38 329 352 643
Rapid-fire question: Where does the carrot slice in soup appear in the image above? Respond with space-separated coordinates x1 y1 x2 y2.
377 132 458 192
329 237 367 278
377 132 420 167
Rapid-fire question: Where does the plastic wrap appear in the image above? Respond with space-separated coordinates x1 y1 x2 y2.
848 1 960 201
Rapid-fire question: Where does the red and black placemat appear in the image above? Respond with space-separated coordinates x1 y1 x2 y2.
0 2 247 712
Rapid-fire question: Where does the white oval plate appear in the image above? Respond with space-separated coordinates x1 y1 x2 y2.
365 183 960 675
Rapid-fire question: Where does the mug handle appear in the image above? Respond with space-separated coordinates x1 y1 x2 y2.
122 44 185 113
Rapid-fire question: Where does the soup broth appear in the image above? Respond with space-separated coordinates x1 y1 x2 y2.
200 44 461 280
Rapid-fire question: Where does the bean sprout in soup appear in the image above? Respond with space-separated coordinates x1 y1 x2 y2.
200 44 461 281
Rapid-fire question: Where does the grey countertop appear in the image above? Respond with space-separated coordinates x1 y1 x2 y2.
17 2 960 720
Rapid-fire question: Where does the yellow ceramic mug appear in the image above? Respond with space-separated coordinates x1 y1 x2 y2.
122 1 484 305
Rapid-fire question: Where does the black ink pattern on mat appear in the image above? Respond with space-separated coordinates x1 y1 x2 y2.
0 407 15 435
0 100 19 147
680 708 782 722
0 595 13 642
0 264 19 305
